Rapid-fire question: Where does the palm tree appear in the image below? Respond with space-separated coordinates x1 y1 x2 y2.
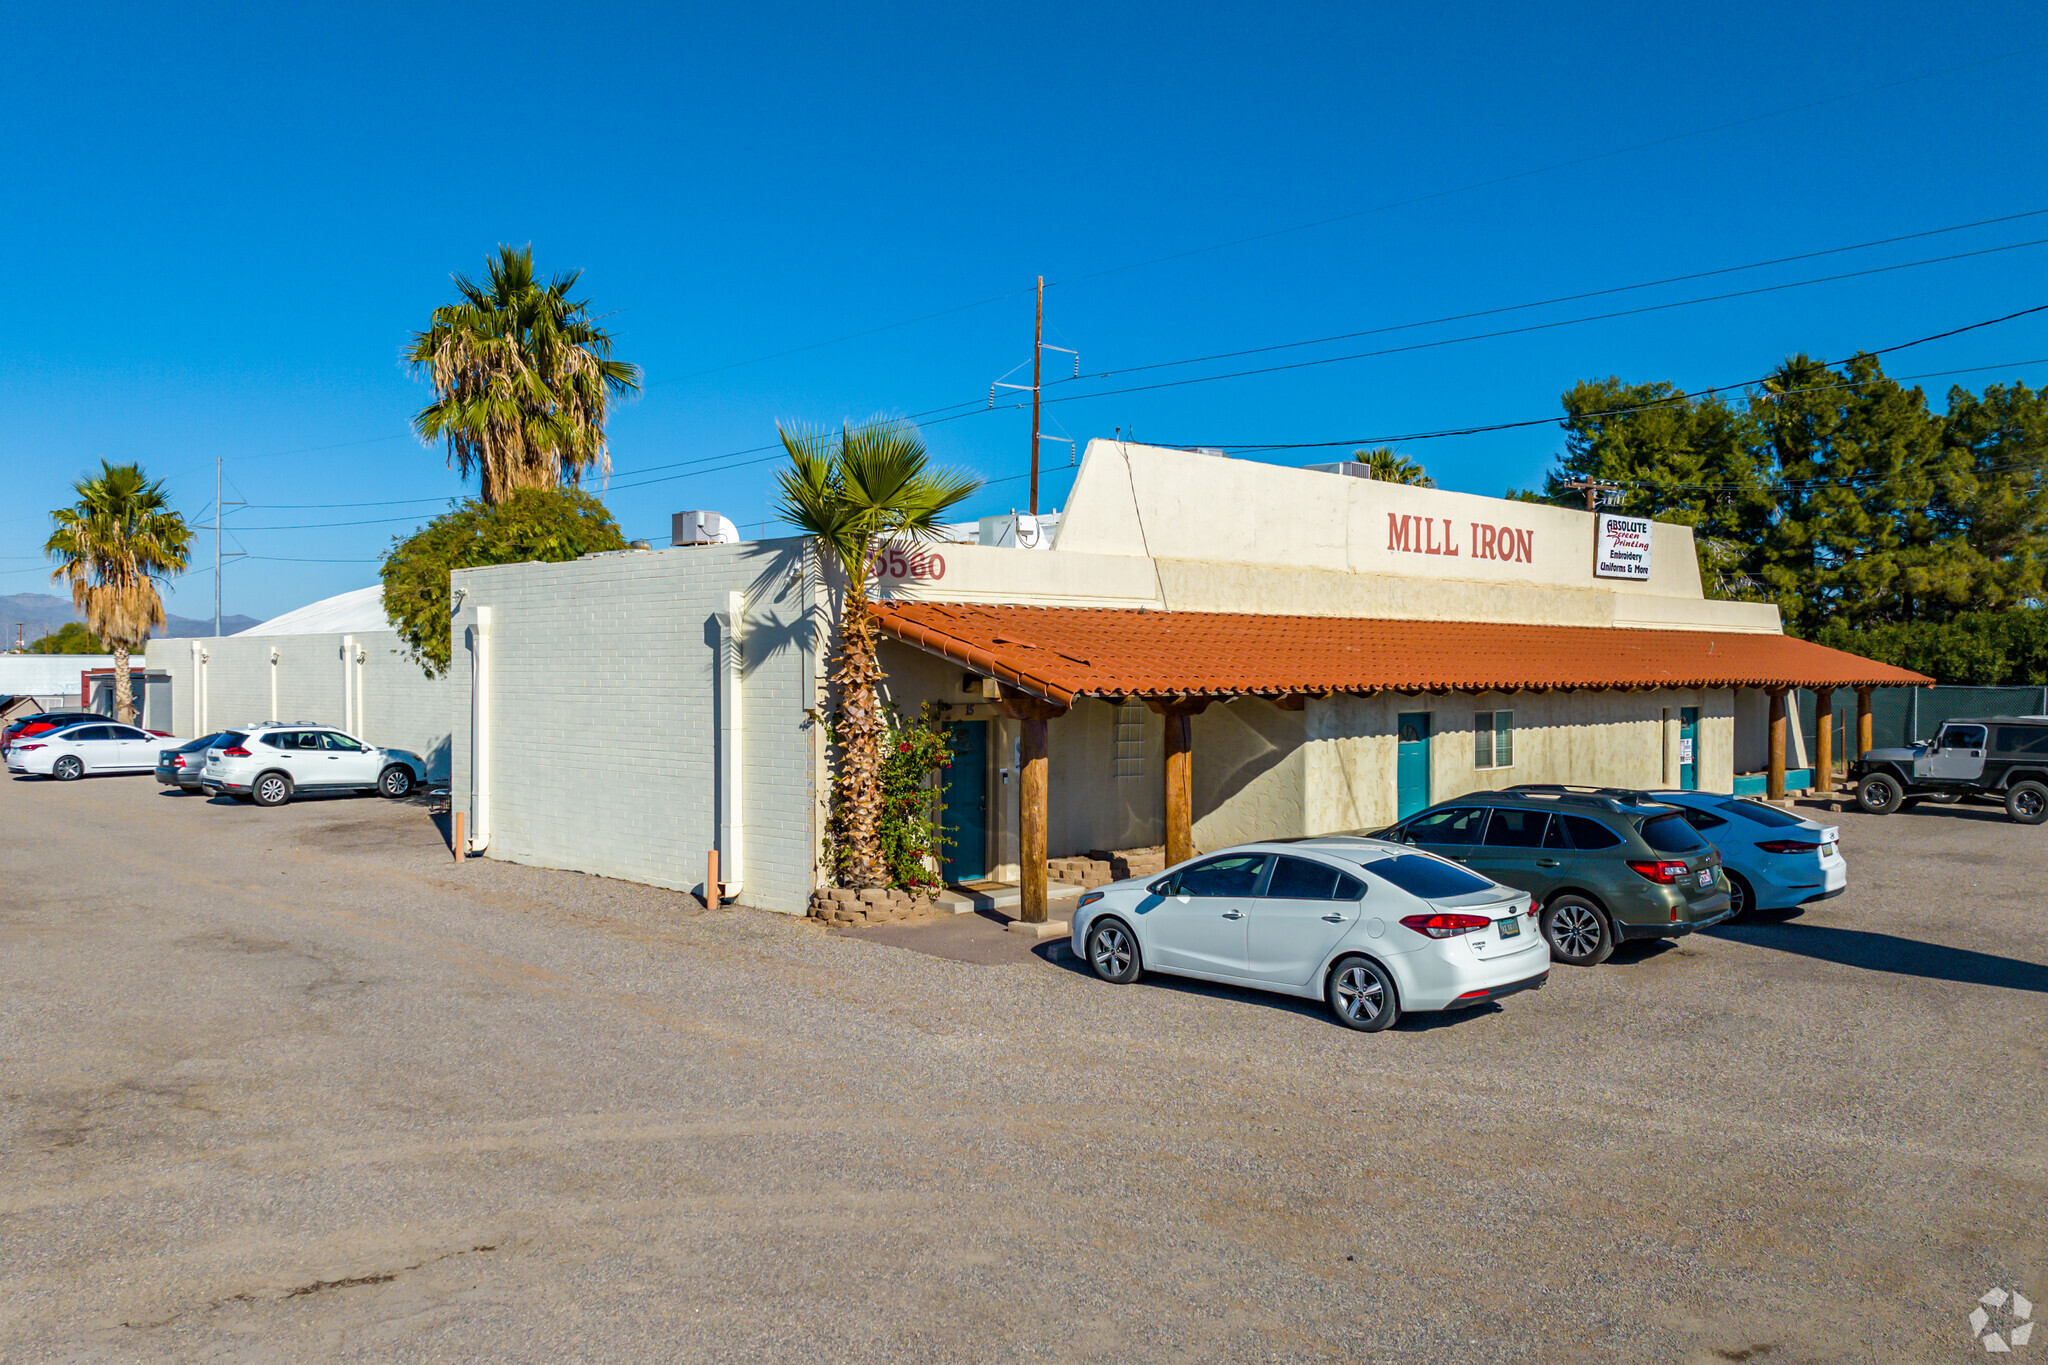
409 245 642 503
1350 446 1435 487
777 419 980 888
45 461 193 724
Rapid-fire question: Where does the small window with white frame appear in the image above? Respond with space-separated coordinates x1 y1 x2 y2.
1474 710 1514 769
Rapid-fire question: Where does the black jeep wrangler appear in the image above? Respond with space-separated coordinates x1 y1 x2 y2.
1851 715 2048 824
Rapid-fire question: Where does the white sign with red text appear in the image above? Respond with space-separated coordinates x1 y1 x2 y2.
1594 513 1653 580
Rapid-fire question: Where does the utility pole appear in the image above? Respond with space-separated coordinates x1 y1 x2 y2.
988 280 1078 520
1562 477 1621 513
1031 276 1043 516
214 458 245 635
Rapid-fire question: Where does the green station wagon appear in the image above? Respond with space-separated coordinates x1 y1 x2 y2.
1375 787 1734 966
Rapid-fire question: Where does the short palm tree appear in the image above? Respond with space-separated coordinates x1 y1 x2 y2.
777 419 980 888
45 461 193 723
1351 446 1435 487
409 245 642 503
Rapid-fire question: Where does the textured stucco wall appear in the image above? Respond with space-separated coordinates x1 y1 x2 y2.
1299 688 1742 836
451 539 820 914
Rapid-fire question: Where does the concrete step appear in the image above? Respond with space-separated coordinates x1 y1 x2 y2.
936 882 1087 915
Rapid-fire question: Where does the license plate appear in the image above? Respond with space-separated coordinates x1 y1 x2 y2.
1497 916 1520 938
1697 869 1714 888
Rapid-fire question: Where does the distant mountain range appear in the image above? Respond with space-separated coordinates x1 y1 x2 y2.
0 593 261 650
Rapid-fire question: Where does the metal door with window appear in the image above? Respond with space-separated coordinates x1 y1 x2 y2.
1396 712 1432 819
1246 856 1364 985
67 725 117 771
110 725 155 770
1926 724 1987 782
1467 807 1553 897
1149 853 1266 976
320 732 381 786
1679 707 1699 790
940 721 988 883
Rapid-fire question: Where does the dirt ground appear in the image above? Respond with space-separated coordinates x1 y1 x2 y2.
0 773 2042 1363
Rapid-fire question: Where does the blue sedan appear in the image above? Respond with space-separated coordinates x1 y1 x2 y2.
1646 791 1847 919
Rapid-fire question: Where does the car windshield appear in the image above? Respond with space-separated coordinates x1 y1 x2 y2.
1711 798 1806 829
1638 812 1706 853
180 734 219 752
215 732 247 749
1365 854 1494 900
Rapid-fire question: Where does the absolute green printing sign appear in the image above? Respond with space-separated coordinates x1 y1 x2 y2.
1594 513 1653 581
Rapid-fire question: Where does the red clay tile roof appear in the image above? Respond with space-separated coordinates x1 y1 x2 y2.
875 602 1932 706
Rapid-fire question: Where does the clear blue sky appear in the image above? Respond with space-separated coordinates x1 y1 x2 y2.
5 1 2046 624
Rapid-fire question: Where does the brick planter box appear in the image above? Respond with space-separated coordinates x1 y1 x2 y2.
808 886 940 927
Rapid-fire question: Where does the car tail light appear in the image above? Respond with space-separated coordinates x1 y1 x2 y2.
1399 912 1491 939
221 745 251 757
1627 860 1692 884
1756 839 1822 854
17 743 44 751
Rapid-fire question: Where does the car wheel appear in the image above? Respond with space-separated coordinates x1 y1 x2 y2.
1326 955 1400 1032
1085 918 1141 984
252 773 293 808
378 765 415 799
1724 870 1755 921
53 756 83 782
1856 773 1903 815
1542 896 1615 966
2005 780 2048 825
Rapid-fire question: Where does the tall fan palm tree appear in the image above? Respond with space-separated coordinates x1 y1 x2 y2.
44 461 193 724
777 419 980 887
409 245 642 503
1350 446 1435 487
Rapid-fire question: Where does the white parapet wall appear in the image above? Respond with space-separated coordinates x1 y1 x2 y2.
149 605 454 777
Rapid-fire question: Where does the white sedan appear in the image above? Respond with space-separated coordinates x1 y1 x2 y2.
1070 837 1550 1031
6 722 175 780
1646 791 1847 918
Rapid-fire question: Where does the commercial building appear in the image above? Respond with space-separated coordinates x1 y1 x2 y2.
149 586 455 777
452 440 1925 917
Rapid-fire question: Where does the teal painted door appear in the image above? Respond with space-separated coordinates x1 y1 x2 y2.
941 721 988 883
1679 707 1699 790
1396 712 1432 819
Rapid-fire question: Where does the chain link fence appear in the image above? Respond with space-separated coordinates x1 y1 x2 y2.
1800 685 2048 756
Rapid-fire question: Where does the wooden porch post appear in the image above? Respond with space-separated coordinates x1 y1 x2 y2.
1018 715 1049 921
1146 696 1213 868
997 685 1069 924
1767 687 1788 801
1814 687 1835 794
1854 686 1873 762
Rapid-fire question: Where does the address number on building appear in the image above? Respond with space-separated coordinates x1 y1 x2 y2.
871 547 946 581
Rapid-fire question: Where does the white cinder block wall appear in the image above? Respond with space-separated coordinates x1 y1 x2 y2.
151 630 454 776
450 538 821 914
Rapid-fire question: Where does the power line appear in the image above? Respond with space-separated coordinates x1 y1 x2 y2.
650 41 2048 380
1038 239 2048 409
1073 209 2048 382
1163 354 2048 458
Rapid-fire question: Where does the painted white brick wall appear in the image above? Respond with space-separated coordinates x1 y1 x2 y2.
149 630 453 775
450 538 821 914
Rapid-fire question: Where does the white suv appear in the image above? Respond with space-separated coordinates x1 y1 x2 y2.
201 723 428 807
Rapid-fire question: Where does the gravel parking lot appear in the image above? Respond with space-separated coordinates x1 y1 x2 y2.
1 773 2042 1363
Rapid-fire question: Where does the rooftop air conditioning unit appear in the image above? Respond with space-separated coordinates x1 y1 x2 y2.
672 511 740 547
977 512 1059 549
1303 461 1374 478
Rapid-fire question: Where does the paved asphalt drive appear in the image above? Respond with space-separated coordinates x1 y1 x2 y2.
1 774 2043 1363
